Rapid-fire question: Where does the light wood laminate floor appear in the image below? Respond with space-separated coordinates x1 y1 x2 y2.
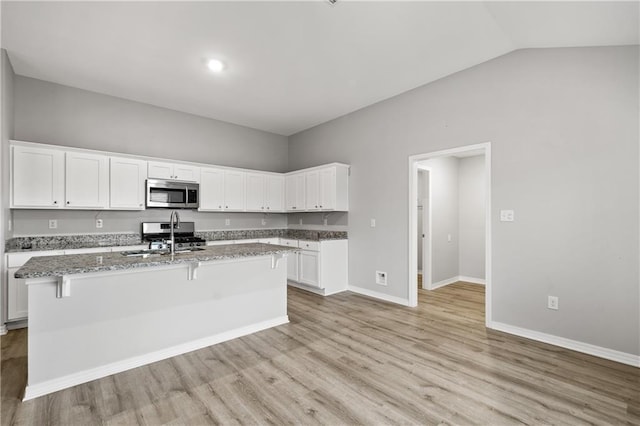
2 283 638 425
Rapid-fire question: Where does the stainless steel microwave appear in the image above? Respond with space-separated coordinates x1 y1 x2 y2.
146 179 199 209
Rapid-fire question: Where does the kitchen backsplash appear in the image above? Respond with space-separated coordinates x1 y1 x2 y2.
6 229 348 252
9 209 288 236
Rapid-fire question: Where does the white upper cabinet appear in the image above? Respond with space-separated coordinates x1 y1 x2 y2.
199 167 225 211
65 152 110 209
285 173 305 211
148 161 200 182
109 157 147 210
10 141 349 213
265 175 284 211
11 145 64 208
224 170 245 211
199 167 245 211
305 171 321 210
304 165 349 211
246 172 284 212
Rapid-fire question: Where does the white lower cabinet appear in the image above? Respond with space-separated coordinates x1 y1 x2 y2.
7 250 64 321
5 246 133 322
280 238 348 295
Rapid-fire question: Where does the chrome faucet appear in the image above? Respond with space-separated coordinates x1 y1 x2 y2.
169 211 180 255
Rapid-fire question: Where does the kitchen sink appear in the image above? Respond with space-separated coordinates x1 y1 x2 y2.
121 247 206 257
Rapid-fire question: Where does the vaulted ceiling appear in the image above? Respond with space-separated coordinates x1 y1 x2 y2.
2 1 638 136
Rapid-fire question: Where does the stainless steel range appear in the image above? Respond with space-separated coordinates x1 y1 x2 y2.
141 222 206 249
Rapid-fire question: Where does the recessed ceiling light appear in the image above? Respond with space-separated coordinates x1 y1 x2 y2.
207 59 225 73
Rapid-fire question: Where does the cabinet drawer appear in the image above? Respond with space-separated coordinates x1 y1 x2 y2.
298 240 320 251
279 239 299 247
7 250 64 268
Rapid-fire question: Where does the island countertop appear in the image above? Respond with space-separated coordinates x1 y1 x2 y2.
15 243 298 279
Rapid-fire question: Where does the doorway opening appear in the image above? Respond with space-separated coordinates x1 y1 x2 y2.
408 143 491 327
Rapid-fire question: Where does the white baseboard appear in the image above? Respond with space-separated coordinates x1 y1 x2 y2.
0 325 7 336
458 276 486 285
430 275 486 289
23 316 289 401
430 276 459 290
347 285 410 306
490 321 640 368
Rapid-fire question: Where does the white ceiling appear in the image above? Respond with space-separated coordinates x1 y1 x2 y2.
2 1 638 136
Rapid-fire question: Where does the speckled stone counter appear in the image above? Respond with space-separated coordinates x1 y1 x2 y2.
15 243 298 279
6 229 347 253
6 233 142 252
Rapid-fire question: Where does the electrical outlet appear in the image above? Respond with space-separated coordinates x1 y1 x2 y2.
299 218 303 225
261 219 267 226
225 219 231 226
8 219 12 232
323 218 328 226
96 219 103 228
547 296 559 310
376 271 387 286
500 210 515 222
48 219 57 229
370 219 376 228
447 234 452 242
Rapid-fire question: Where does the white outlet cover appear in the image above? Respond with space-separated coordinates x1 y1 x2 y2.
48 219 57 229
225 219 231 226
500 210 515 222
376 270 387 285
370 219 376 228
96 219 103 228
261 219 267 226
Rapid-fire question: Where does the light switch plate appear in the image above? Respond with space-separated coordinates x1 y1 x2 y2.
500 210 515 222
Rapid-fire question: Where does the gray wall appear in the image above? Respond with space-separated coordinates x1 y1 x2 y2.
419 157 460 284
458 155 485 279
11 210 286 236
13 76 289 172
289 46 639 356
1 49 15 325
9 75 291 236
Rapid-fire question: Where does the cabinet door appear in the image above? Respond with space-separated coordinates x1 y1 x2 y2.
319 167 336 210
305 171 320 210
265 175 284 212
109 157 147 209
66 152 109 209
245 173 265 211
200 167 225 211
11 145 64 208
285 174 305 211
174 164 200 182
299 250 321 288
287 252 299 281
148 161 174 179
7 267 28 321
224 170 245 211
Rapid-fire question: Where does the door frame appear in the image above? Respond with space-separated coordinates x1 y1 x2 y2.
407 142 492 327
417 166 432 290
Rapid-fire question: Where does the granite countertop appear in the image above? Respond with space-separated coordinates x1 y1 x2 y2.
6 229 348 253
15 243 298 279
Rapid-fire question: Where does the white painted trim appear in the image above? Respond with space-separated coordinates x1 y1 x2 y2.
408 142 492 322
458 276 486 285
490 321 640 368
347 285 410 306
430 276 460 290
23 315 289 401
0 325 7 336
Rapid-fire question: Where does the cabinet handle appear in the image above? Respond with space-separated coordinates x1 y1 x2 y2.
320 205 323 208
67 201 70 204
266 207 270 210
261 206 264 210
225 206 229 208
219 205 222 208
292 206 296 209
53 201 57 204
139 203 143 207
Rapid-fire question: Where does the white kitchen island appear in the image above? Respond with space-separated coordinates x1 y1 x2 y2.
15 243 296 400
